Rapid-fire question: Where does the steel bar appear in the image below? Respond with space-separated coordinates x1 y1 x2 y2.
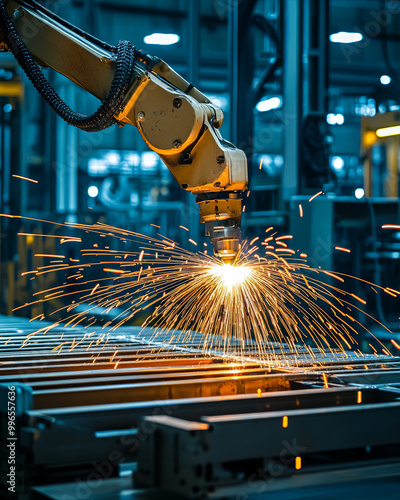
136 402 400 498
1 315 400 499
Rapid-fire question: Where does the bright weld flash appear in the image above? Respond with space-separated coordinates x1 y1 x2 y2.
210 264 253 290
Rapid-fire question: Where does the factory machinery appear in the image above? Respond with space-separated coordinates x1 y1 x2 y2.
0 0 247 263
1 1 400 499
1 315 400 499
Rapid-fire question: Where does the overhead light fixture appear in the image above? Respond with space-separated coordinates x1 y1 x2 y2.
380 75 391 85
327 113 336 125
355 188 365 199
256 96 282 113
329 31 363 44
88 185 99 198
326 113 345 125
331 156 344 170
335 113 344 125
143 33 180 45
376 125 400 138
141 151 158 169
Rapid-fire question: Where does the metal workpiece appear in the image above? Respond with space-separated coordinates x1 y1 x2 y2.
135 401 400 498
1 316 400 500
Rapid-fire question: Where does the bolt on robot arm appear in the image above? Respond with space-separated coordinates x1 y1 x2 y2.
0 0 248 263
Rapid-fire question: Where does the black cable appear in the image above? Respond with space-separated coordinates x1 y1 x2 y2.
0 0 135 132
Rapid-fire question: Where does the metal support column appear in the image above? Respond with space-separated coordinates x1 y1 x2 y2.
282 0 302 200
302 0 330 190
283 0 330 197
229 0 257 166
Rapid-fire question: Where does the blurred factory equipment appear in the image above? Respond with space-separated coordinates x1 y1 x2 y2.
361 110 400 199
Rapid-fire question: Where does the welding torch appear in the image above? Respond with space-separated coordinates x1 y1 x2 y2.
0 0 248 263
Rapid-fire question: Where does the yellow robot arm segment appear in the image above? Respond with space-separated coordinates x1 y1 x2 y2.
1 0 248 261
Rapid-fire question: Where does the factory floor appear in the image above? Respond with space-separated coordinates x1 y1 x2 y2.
1 314 400 500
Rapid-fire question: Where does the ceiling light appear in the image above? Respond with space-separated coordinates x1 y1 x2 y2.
144 33 180 45
380 75 391 85
331 156 344 170
376 125 400 138
141 152 158 169
256 96 282 113
355 188 364 199
88 186 99 198
329 31 363 44
327 113 336 125
326 113 344 125
335 113 344 125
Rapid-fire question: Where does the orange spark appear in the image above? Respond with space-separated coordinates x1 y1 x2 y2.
276 248 296 254
390 339 400 350
308 191 324 202
335 246 351 253
34 254 66 259
12 174 38 184
323 271 345 282
61 238 82 244
350 294 367 305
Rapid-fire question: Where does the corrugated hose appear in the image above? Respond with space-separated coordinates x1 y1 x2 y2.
0 0 135 132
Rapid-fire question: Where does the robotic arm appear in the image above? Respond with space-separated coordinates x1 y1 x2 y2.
0 0 248 262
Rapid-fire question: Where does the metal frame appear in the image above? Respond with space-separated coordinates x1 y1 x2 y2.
1 317 400 499
136 399 400 498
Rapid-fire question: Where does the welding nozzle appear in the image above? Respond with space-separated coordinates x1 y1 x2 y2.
196 193 243 263
205 219 241 263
